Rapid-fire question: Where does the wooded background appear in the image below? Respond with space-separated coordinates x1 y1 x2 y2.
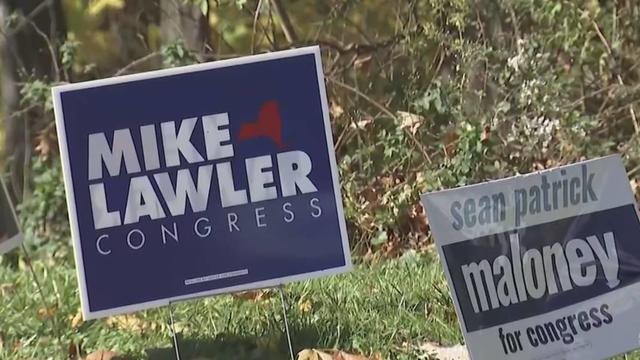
1 0 640 259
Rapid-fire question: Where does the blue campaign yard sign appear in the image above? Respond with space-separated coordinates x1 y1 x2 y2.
52 46 352 319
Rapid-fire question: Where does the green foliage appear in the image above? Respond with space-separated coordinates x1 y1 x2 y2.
17 158 70 247
5 0 640 257
161 41 198 68
2 1 640 358
328 0 640 251
19 80 53 113
60 38 81 73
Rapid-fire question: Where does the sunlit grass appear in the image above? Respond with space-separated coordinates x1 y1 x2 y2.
1 249 639 360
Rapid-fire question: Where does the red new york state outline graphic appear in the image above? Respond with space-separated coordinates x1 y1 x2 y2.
238 100 286 149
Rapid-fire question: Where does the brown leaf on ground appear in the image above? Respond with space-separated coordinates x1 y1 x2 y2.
232 289 274 302
298 298 313 313
298 348 379 360
85 350 121 360
106 315 148 334
334 351 376 360
298 349 333 360
37 305 57 320
70 311 84 329
420 342 469 360
0 283 16 296
68 341 82 359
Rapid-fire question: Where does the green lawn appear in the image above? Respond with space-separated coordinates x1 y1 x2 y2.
1 248 639 360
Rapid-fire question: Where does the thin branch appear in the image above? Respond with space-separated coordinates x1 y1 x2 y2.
114 51 162 76
26 18 60 82
4 0 54 38
251 0 265 54
592 19 639 133
271 0 298 44
328 77 433 164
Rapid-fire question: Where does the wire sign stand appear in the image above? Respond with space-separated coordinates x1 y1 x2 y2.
167 285 296 360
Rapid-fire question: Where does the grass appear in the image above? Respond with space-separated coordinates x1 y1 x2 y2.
1 247 639 360
0 248 461 359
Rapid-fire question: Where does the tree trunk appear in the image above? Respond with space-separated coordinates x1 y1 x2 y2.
160 0 212 61
0 0 66 201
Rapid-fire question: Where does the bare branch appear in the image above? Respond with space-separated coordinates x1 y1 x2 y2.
114 51 162 76
251 0 265 53
271 0 298 44
328 77 433 164
4 0 54 38
592 19 639 133
26 18 60 82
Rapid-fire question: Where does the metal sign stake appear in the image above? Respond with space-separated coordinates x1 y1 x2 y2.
278 285 296 360
168 302 182 360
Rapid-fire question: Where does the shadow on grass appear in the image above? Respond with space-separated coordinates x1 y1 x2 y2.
146 325 352 360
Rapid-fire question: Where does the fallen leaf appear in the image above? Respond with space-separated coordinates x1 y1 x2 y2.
106 315 148 334
85 350 121 360
68 341 82 359
298 349 333 360
420 342 469 360
37 305 57 320
398 111 424 135
330 102 344 118
70 311 83 329
232 289 274 302
298 298 313 313
0 283 16 296
334 351 373 360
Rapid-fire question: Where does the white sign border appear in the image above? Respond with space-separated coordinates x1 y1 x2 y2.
52 45 353 320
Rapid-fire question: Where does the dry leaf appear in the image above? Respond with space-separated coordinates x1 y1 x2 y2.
70 311 83 329
350 117 373 130
232 289 274 302
397 111 424 135
330 102 344 118
354 54 373 70
630 178 639 197
68 341 82 359
297 349 333 360
85 350 121 360
443 128 459 159
106 315 148 334
299 348 378 360
34 129 57 160
37 305 57 320
334 351 373 360
298 298 313 313
420 342 469 360
480 125 491 143
0 283 16 296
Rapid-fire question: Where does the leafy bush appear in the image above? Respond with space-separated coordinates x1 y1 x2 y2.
5 0 640 259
